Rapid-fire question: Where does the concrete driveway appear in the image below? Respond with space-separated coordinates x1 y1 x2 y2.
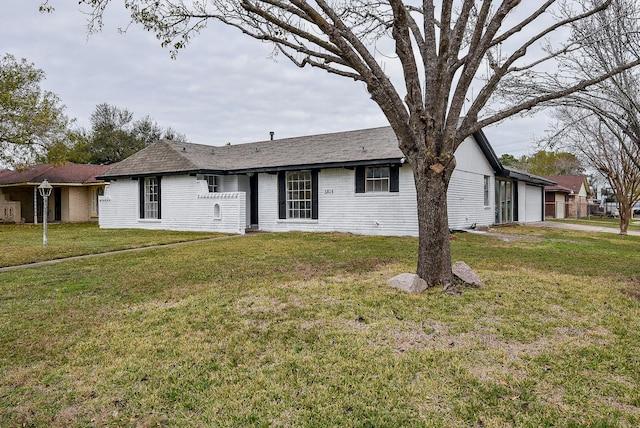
527 221 640 236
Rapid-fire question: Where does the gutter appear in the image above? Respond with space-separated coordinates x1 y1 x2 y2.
97 158 405 180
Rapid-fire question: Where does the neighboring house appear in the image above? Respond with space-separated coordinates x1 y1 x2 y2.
97 127 553 236
543 175 591 219
0 162 114 223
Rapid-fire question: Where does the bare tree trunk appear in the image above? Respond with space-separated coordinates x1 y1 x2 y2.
412 157 454 288
619 205 631 235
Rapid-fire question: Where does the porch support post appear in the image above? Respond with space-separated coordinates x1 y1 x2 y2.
33 186 38 224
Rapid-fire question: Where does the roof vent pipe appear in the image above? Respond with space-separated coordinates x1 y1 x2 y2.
269 131 274 141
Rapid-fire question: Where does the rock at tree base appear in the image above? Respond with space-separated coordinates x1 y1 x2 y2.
387 273 428 294
452 261 484 287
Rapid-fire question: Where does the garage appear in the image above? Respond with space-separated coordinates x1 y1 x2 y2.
524 184 543 222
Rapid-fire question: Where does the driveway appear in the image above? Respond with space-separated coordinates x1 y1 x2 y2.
527 221 640 236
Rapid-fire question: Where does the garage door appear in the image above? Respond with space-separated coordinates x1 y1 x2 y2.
525 185 543 222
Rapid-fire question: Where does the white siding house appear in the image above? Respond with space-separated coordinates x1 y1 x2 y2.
99 175 246 233
98 127 552 235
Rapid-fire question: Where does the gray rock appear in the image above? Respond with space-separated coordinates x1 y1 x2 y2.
387 273 428 294
452 261 484 287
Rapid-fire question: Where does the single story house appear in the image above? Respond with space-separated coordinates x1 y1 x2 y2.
0 162 113 223
97 127 553 236
543 175 591 219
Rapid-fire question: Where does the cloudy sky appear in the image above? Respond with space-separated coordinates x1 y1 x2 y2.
3 1 548 156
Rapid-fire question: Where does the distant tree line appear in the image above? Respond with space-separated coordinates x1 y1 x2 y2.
498 151 584 177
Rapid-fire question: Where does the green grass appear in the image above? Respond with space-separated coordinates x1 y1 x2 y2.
1 226 639 426
0 223 226 267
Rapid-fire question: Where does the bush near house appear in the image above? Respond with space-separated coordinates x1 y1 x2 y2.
1 225 639 427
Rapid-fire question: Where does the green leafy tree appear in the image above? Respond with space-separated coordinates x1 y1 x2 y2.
47 103 188 164
498 154 522 169
57 0 640 288
0 53 70 166
39 129 92 164
520 151 584 176
131 116 187 147
87 103 142 164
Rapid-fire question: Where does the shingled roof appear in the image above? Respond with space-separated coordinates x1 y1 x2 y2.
98 126 555 188
0 162 114 186
100 127 404 178
544 175 590 195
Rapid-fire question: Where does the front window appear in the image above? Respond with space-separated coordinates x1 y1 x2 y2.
144 177 159 219
484 176 490 206
286 171 312 219
366 166 390 192
205 175 219 193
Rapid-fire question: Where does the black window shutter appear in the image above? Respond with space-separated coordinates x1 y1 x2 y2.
390 165 400 193
311 170 319 219
156 176 162 219
278 172 286 219
355 166 365 193
139 178 145 219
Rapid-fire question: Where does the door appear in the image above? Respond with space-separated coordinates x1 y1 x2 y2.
54 187 62 221
495 179 514 224
250 174 259 226
525 185 543 222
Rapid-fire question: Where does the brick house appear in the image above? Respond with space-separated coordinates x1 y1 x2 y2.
0 162 113 223
544 175 591 219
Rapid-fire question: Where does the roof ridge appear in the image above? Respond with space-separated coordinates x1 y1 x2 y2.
162 126 396 149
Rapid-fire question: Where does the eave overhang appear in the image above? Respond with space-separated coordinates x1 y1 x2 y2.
97 157 405 180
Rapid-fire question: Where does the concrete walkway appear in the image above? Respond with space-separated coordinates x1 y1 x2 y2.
0 234 244 273
527 221 640 236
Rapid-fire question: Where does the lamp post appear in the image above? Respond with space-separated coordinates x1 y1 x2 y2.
38 180 53 247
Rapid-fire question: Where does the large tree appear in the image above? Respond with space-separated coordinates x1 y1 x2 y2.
45 103 188 164
0 53 70 166
58 0 640 287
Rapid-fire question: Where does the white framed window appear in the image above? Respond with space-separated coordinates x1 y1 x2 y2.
484 176 490 206
205 175 219 193
366 166 390 192
286 170 312 219
144 177 159 219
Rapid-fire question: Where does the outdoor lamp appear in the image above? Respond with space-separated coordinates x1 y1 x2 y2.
38 179 53 247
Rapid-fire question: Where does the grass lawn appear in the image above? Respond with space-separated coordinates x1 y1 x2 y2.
0 223 226 267
1 226 639 427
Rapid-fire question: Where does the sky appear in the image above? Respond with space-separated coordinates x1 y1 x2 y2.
2 1 550 157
